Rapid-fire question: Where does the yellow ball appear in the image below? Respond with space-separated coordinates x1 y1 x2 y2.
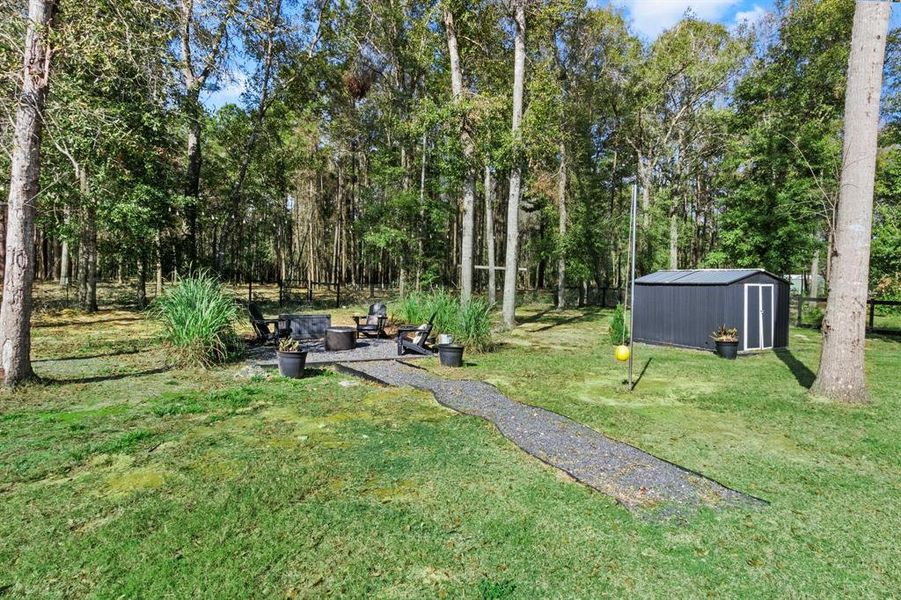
614 344 630 362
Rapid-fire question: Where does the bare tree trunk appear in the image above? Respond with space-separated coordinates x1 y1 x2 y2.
484 164 496 306
812 1 889 403
59 238 69 286
135 256 148 309
669 209 678 270
76 166 97 313
0 0 58 386
184 100 201 268
556 140 567 310
417 131 427 291
502 0 526 328
443 8 476 302
637 154 652 271
809 245 820 299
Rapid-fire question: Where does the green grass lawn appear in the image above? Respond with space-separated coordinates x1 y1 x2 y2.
1 297 898 597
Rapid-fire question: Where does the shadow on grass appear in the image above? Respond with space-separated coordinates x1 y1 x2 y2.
519 308 555 324
632 357 652 389
33 349 143 363
532 314 595 332
775 349 815 389
45 366 170 385
33 316 143 329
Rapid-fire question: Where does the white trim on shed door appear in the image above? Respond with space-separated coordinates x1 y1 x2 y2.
743 283 775 351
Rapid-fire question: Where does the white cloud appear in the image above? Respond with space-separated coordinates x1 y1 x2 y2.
202 71 248 110
616 0 741 39
733 4 768 26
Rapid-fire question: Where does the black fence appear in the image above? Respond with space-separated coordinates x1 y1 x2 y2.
795 295 901 335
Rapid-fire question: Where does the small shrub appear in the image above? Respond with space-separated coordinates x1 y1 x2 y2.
152 273 241 367
802 305 824 327
609 303 629 345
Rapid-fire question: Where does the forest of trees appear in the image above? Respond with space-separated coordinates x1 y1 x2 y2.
1 0 899 314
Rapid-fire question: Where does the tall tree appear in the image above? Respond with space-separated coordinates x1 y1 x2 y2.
443 3 476 302
0 0 57 385
502 0 526 328
176 0 239 268
811 1 890 403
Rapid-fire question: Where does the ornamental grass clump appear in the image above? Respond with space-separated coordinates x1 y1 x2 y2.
457 298 493 352
396 290 494 352
152 273 241 367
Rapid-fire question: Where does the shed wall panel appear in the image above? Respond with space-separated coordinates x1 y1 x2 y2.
634 270 789 352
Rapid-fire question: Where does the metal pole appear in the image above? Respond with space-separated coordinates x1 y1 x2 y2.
628 183 638 390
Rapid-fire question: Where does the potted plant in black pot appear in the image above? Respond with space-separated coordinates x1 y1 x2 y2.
437 341 465 367
711 325 739 359
276 338 307 378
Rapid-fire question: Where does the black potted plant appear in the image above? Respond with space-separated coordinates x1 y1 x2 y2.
711 325 739 359
276 338 307 378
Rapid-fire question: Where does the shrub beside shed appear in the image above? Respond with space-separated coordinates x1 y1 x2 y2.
632 269 790 352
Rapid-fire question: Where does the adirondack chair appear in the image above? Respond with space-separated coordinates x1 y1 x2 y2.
353 301 388 338
248 303 280 344
396 312 436 356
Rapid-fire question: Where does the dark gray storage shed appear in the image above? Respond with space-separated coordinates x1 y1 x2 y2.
633 269 790 352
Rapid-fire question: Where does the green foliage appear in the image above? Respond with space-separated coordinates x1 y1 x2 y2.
801 305 825 328
397 290 493 352
151 273 241 367
608 303 629 345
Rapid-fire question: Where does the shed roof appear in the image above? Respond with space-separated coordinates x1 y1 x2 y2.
635 269 787 285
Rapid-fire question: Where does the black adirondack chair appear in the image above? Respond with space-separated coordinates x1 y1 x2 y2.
396 312 436 356
353 301 388 338
248 303 280 344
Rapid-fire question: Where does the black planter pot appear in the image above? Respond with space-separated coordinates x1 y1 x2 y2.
715 340 738 359
277 350 307 378
437 344 465 367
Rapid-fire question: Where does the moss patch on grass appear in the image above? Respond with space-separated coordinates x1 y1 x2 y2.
0 300 899 597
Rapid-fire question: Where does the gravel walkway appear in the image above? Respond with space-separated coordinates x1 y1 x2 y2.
339 359 765 514
248 339 427 367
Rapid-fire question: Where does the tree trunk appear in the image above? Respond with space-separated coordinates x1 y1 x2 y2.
556 140 567 310
135 256 148 309
76 166 98 313
417 131 427 291
484 164 496 306
184 94 201 269
444 8 476 302
59 238 69 286
637 155 652 272
808 245 820 299
811 1 889 403
0 0 57 386
502 1 526 328
669 209 678 270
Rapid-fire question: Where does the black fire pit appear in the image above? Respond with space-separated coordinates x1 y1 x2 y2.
325 327 356 351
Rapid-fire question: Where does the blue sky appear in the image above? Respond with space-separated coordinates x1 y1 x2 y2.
611 0 900 40
609 0 775 39
203 0 898 109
